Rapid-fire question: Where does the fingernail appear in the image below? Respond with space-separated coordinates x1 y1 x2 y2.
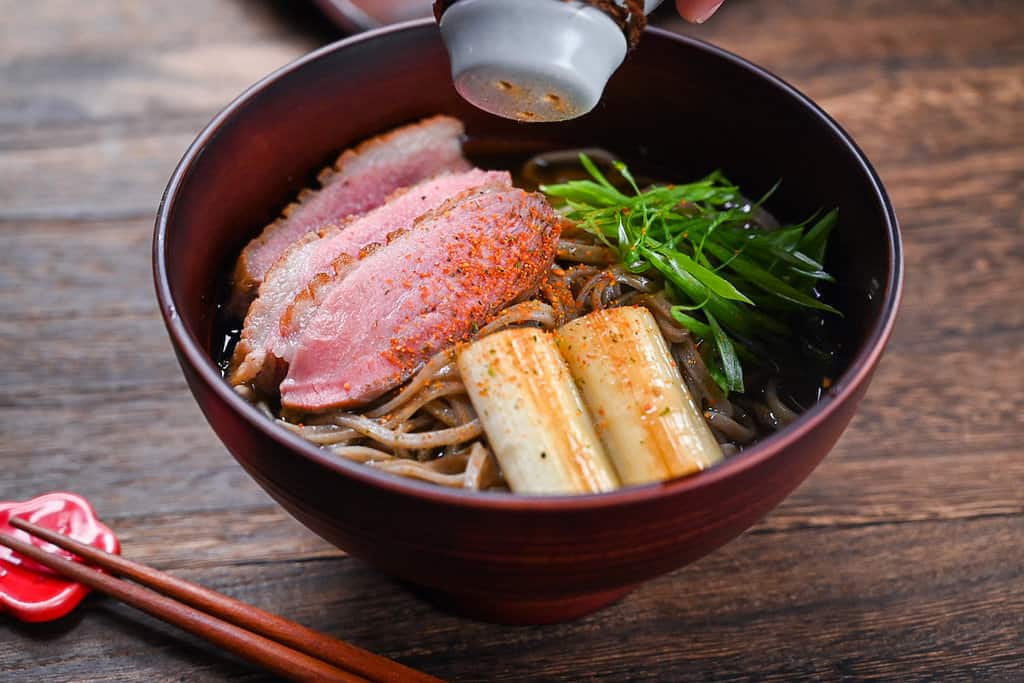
693 0 724 24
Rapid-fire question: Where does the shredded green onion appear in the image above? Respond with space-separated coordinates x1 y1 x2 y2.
542 154 841 395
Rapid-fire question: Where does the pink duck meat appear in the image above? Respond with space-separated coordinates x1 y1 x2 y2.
280 186 561 411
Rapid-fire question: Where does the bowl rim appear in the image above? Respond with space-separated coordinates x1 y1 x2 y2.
153 19 903 512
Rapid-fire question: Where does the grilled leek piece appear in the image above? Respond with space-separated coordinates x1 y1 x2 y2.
457 328 620 495
555 306 723 486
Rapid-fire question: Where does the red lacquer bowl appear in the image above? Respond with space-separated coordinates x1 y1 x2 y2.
153 22 902 623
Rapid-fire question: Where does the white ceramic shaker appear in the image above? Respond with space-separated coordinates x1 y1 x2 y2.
438 0 665 122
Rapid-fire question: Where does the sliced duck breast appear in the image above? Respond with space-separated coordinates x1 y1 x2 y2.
229 168 511 390
280 187 561 411
231 115 469 305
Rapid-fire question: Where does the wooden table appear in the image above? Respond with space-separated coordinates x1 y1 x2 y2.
2 1 1021 680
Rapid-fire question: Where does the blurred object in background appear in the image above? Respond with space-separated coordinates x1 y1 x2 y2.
312 0 432 31
311 0 707 34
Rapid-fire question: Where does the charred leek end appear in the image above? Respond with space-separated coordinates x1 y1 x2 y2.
457 328 621 495
555 306 724 486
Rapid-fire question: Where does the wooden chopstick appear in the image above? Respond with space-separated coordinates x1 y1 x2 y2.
4 518 443 683
0 527 358 682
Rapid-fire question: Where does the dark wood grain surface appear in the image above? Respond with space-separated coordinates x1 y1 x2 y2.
2 1 1022 681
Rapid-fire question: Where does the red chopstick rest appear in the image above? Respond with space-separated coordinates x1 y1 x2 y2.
0 492 119 622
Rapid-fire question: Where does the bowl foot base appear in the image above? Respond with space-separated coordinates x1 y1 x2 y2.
408 584 636 624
